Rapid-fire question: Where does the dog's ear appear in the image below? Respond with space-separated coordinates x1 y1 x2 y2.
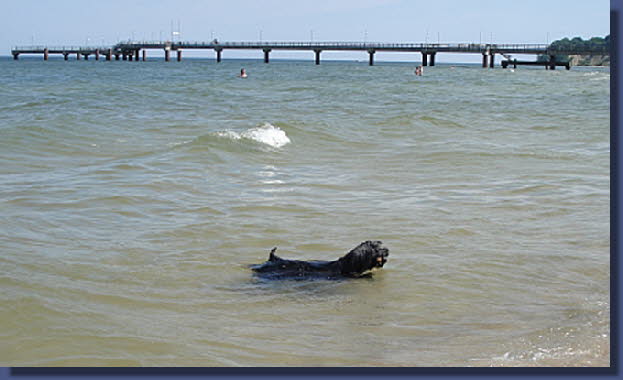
269 247 281 261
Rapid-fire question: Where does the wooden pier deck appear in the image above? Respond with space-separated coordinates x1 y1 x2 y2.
10 41 609 68
501 59 571 70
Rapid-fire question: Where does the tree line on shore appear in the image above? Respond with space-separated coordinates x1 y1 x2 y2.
550 35 610 52
537 35 610 63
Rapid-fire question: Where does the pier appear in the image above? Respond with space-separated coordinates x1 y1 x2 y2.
10 41 609 68
501 59 571 70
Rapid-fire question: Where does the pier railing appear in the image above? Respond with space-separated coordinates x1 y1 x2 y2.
12 45 112 52
113 41 554 52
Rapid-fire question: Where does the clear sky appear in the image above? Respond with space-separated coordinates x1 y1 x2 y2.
1 0 610 63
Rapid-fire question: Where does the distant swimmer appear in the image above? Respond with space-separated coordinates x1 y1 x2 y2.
240 68 248 78
415 65 423 76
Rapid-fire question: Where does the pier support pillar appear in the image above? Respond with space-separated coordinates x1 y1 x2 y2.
263 49 271 63
106 49 112 61
43 48 49 61
115 54 120 61
429 53 436 66
135 50 140 62
215 48 222 62
164 49 170 62
422 52 428 66
177 50 182 62
63 53 69 61
84 54 89 61
482 53 487 68
122 54 127 61
13 53 19 60
368 50 375 66
549 55 556 70
314 49 321 65
95 49 100 61
128 54 132 61
142 49 146 61
489 53 495 68
77 52 81 60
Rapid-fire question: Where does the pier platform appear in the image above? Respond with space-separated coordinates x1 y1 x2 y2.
501 59 570 70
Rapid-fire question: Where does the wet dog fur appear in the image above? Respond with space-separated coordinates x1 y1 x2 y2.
250 240 389 279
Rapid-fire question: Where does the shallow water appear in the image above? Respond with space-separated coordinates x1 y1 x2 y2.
0 57 610 366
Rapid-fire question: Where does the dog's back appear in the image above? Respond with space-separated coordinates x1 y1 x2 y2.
250 247 341 279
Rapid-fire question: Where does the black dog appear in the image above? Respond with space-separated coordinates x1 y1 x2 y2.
250 240 389 279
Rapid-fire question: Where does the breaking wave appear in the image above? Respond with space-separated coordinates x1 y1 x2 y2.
215 123 291 148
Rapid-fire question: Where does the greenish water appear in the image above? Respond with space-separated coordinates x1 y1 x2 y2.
0 57 610 366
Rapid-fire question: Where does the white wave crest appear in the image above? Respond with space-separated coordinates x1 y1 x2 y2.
216 123 291 148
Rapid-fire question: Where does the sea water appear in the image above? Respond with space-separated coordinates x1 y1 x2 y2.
0 57 610 366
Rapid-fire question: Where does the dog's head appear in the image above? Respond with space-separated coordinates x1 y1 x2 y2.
338 240 389 276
